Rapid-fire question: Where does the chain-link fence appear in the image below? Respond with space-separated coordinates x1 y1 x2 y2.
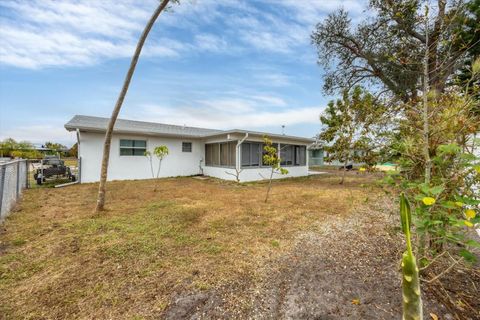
0 160 28 221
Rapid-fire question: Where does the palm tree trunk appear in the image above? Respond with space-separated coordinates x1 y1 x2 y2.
95 0 171 212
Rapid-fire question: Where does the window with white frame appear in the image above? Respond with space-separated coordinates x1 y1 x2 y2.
182 142 192 152
205 142 236 167
280 144 306 166
119 139 146 156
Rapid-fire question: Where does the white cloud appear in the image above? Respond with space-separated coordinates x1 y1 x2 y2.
194 33 228 52
0 0 368 69
136 104 321 130
250 95 287 107
252 70 292 87
128 97 322 132
0 0 183 68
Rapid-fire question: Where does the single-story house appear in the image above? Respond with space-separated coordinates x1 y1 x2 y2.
65 115 314 183
308 141 365 167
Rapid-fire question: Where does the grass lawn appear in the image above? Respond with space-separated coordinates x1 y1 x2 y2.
0 174 379 319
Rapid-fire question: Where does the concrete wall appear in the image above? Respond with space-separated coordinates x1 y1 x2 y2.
79 132 204 182
203 165 309 182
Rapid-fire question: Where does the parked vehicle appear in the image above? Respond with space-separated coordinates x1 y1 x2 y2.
33 155 76 185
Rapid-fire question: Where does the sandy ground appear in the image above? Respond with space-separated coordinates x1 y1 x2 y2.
163 199 478 320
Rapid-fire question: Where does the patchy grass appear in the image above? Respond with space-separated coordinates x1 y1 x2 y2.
0 174 380 319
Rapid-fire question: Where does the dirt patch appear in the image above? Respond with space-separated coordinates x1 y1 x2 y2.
162 200 476 319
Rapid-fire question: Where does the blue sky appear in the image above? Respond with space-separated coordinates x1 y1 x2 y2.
0 0 366 146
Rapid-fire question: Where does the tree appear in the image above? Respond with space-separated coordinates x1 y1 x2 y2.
144 145 169 189
261 136 288 203
225 167 243 183
0 138 38 158
96 0 174 212
44 141 68 154
455 0 480 115
68 143 78 158
311 0 477 102
319 86 384 184
385 60 480 258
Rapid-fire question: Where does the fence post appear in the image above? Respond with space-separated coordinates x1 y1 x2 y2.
16 161 21 199
0 164 6 218
26 160 29 189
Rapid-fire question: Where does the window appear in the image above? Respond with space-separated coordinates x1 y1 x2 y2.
241 142 261 167
205 142 236 167
277 144 306 166
120 139 146 156
295 146 306 166
220 142 236 166
280 144 294 165
240 142 306 168
182 142 192 152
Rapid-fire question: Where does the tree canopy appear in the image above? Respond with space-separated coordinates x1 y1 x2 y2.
311 0 479 102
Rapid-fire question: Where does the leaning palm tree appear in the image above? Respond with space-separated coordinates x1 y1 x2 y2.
96 0 173 212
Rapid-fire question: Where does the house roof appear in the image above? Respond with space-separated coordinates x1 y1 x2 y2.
65 115 223 138
65 115 315 143
203 129 315 143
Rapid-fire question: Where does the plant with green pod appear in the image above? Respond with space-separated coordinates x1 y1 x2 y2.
400 193 423 320
383 59 480 260
385 141 480 261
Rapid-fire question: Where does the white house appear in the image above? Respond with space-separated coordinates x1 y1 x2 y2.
65 115 314 183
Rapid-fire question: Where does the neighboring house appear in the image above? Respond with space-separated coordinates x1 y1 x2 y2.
308 143 365 167
65 115 314 183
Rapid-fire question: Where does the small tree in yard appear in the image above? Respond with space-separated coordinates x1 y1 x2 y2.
145 145 169 191
262 136 288 203
319 86 384 184
225 167 243 183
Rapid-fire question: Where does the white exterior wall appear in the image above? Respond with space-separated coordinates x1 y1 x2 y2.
77 131 311 183
203 165 309 182
78 132 204 183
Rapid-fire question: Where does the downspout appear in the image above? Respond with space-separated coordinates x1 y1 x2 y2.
236 133 248 171
76 129 81 183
